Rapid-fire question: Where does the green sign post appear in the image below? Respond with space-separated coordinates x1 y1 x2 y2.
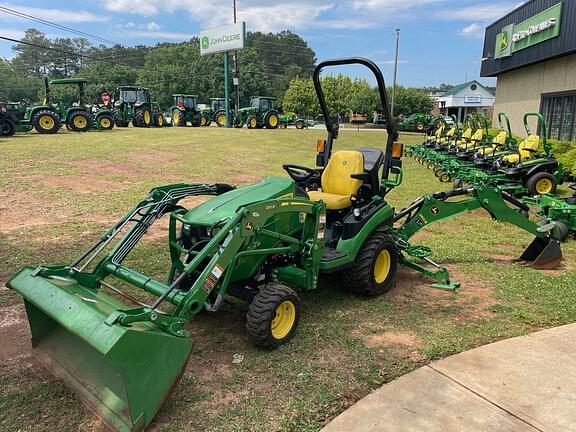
495 2 562 59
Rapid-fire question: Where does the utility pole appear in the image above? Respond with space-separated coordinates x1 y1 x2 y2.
232 0 240 118
391 28 400 117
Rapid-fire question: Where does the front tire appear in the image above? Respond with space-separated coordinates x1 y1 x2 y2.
215 110 227 127
265 112 279 129
154 113 164 128
295 120 305 129
246 115 258 129
32 110 60 134
343 231 398 296
97 114 114 130
246 283 300 348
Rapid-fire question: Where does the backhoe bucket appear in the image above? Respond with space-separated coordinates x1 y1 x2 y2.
8 267 193 432
519 237 562 270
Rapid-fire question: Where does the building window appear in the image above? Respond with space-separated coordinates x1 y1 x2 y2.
541 92 576 141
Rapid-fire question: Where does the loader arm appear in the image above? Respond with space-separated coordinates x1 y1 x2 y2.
7 183 326 432
391 183 562 289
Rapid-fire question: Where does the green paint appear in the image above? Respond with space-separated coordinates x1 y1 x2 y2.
495 2 562 59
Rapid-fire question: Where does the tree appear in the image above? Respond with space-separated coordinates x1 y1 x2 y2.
393 86 434 116
11 28 51 77
282 78 318 115
347 79 379 114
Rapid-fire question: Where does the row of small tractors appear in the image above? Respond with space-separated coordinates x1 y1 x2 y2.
0 77 312 136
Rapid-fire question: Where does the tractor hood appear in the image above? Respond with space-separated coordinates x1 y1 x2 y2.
238 107 256 114
182 177 294 226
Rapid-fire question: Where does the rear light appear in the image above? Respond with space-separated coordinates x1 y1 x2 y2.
391 142 403 159
0 103 6 113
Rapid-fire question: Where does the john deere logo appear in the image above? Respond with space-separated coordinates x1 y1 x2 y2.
201 36 209 50
500 30 509 50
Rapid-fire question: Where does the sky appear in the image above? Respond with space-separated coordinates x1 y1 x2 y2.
0 0 523 88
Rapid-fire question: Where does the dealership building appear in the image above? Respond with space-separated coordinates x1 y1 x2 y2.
481 0 576 140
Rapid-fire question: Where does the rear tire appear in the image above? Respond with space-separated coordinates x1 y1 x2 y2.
68 111 92 132
134 108 152 127
112 109 127 127
2 118 16 136
32 110 60 134
295 120 305 129
172 109 186 127
343 231 398 296
246 283 300 349
526 172 557 195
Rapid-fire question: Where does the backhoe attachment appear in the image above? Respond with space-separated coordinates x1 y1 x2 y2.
392 183 563 288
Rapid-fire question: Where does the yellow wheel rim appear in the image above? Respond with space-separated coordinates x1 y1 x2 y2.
173 112 180 124
271 300 296 339
74 115 87 128
144 111 151 124
417 123 424 130
158 115 163 126
100 118 111 128
440 174 450 182
536 178 553 194
217 114 226 125
269 115 278 127
250 118 257 128
374 249 391 284
40 115 55 129
200 116 206 126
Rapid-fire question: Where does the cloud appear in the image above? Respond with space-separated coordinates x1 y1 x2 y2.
375 59 408 65
146 21 160 31
459 22 484 38
102 0 334 32
439 3 520 21
123 30 196 40
0 3 108 23
0 28 24 40
351 0 442 10
316 18 382 29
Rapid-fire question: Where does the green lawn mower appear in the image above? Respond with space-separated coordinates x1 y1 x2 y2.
278 111 308 129
8 58 565 432
234 96 279 129
454 113 563 196
170 94 209 127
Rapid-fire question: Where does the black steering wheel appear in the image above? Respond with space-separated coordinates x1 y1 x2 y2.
282 164 319 182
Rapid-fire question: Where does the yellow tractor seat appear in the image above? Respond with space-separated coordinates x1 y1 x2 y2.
459 129 485 150
477 131 507 156
455 128 473 146
308 150 365 210
502 135 540 164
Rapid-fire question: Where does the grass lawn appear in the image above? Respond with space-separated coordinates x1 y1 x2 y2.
1 127 576 432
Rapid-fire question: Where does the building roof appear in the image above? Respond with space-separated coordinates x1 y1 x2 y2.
441 81 487 96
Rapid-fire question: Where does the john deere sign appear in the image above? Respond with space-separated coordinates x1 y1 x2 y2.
200 22 246 55
495 2 562 59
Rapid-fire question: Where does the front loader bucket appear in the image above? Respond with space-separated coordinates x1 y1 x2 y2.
519 237 562 270
8 267 192 432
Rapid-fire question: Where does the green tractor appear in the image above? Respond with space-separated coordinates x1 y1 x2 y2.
112 86 155 128
20 78 112 134
170 94 209 127
278 112 308 129
399 113 447 133
234 96 279 129
7 58 565 432
200 97 227 127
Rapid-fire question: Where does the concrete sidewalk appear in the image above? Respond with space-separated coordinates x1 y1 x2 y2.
322 324 576 432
